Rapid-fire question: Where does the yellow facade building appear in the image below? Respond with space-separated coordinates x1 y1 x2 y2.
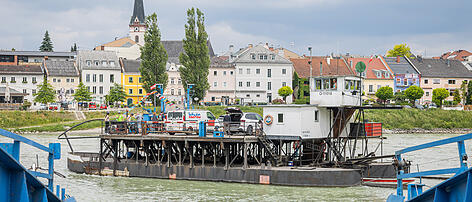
120 59 146 106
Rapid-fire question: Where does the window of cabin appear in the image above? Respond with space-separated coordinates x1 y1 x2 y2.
277 113 284 124
315 79 322 90
314 110 319 122
330 78 337 89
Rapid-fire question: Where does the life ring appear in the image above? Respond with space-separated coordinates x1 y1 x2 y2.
264 115 273 125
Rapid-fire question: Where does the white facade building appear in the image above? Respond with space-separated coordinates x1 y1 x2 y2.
0 65 44 103
231 44 293 104
77 50 121 104
204 56 236 105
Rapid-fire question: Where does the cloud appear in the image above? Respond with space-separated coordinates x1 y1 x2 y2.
1 0 471 56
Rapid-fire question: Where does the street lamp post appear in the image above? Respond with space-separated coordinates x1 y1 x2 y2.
308 47 313 90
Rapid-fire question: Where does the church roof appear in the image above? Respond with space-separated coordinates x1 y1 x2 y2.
130 0 145 25
94 37 137 50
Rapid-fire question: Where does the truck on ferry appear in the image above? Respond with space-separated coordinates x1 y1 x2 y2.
165 110 217 134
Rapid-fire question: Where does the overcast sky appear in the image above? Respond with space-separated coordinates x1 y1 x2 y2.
1 0 471 57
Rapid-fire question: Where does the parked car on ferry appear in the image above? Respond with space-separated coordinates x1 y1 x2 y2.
165 110 217 134
240 112 263 134
48 103 59 110
223 107 244 133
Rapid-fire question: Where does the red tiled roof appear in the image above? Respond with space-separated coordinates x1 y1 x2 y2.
438 50 472 61
346 57 393 80
290 56 354 78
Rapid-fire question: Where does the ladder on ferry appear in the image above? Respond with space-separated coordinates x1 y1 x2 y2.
258 132 280 166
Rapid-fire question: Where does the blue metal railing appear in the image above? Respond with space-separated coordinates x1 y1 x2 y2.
0 128 74 201
387 133 472 202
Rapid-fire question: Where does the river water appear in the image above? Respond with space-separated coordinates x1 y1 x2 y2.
3 133 472 202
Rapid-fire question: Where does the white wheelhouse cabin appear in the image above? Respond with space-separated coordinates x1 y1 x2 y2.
262 75 362 140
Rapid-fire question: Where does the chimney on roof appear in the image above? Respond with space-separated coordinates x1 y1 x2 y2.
248 44 253 48
44 56 48 60
327 57 331 65
229 44 234 53
350 60 353 68
396 56 400 63
264 43 269 49
418 55 423 63
447 59 450 67
101 46 105 51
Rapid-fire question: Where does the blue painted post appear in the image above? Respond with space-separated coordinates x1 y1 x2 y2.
56 185 60 197
61 188 65 201
457 141 468 173
48 153 54 191
12 140 20 161
396 154 403 197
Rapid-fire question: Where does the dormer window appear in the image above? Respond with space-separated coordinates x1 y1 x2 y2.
109 61 115 67
102 61 107 66
271 54 275 60
383 71 389 78
251 54 256 60
375 71 381 78
94 60 99 66
86 60 92 67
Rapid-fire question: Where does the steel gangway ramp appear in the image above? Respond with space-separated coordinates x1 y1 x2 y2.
0 128 75 202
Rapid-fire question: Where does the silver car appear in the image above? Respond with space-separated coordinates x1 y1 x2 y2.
240 112 263 134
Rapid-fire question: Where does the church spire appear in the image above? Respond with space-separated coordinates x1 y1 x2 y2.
130 0 145 25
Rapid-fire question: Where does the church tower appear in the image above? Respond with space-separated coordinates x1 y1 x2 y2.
129 0 146 46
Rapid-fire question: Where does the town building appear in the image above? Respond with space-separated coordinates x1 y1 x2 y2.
129 0 146 46
382 56 421 92
0 51 75 66
0 65 44 104
94 38 141 60
410 57 472 104
270 47 301 60
42 60 80 103
204 56 236 105
230 44 293 104
346 57 394 99
434 50 472 62
77 50 121 104
120 59 145 106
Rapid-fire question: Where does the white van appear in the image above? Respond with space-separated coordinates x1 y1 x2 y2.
165 110 217 134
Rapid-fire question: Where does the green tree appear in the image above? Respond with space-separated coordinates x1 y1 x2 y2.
460 80 468 104
453 89 461 104
179 8 210 102
432 88 449 107
293 72 300 94
39 30 54 52
375 86 394 105
70 43 77 52
139 13 168 98
278 86 293 102
387 44 411 57
105 83 127 106
34 79 56 104
467 82 472 105
73 82 92 103
394 91 407 103
404 85 424 105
